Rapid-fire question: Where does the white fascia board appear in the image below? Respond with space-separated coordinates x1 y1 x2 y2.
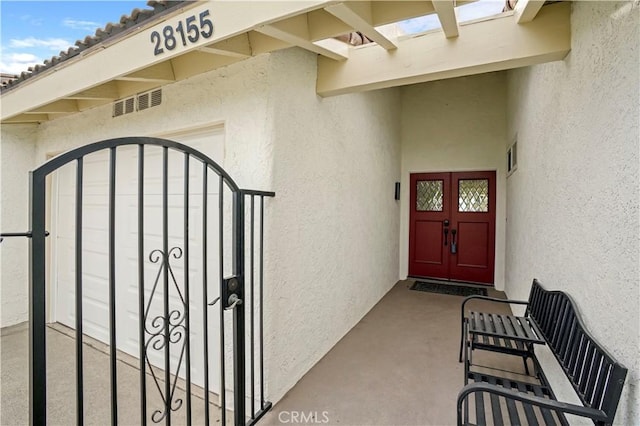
1 0 332 121
317 2 570 97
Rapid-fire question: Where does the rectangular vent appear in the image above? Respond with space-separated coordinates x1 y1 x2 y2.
113 101 124 117
125 97 135 114
151 89 162 107
114 89 162 118
138 93 150 111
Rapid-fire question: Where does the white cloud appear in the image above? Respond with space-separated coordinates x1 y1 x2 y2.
63 18 101 31
9 37 73 52
0 53 42 75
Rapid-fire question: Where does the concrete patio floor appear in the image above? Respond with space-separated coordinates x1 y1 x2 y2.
261 280 521 426
1 323 229 426
1 280 520 425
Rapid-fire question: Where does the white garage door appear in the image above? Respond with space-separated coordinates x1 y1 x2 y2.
52 125 227 395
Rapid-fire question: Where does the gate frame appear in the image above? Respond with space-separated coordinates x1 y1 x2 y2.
27 137 273 426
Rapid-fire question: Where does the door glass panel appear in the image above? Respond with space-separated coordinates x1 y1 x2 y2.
458 179 489 212
416 180 443 211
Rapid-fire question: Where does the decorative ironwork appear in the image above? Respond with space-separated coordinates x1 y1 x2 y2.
416 180 444 211
458 179 489 212
144 246 187 423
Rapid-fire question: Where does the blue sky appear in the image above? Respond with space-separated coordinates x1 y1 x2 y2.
0 0 505 76
1 1 148 74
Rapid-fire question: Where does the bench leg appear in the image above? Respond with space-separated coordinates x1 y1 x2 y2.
459 318 467 363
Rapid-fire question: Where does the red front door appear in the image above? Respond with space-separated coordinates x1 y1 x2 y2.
409 171 496 284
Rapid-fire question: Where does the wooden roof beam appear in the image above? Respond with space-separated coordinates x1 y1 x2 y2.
26 99 79 114
67 82 119 100
515 0 546 23
3 114 49 123
256 15 348 61
325 2 397 50
317 2 570 97
432 0 459 38
117 61 175 83
199 33 253 58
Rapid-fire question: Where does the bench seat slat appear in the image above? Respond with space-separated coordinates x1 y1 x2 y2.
531 382 558 425
486 375 504 426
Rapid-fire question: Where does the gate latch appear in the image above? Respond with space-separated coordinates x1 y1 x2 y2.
222 276 243 310
0 231 50 243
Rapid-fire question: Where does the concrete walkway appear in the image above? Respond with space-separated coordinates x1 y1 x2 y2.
0 323 227 426
1 280 518 425
261 280 519 426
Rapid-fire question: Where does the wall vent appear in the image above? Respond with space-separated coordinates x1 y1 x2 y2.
113 96 135 117
137 88 162 112
113 88 162 118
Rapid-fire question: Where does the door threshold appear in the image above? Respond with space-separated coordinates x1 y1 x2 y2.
407 276 494 288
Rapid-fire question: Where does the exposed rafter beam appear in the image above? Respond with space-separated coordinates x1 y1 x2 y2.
247 31 291 55
317 2 570 97
169 51 243 81
325 2 397 50
256 15 348 61
199 34 253 58
25 99 79 114
3 114 49 123
67 82 119 100
515 0 546 23
117 61 175 83
432 0 459 38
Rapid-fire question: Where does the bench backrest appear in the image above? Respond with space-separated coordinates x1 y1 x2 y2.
526 279 627 424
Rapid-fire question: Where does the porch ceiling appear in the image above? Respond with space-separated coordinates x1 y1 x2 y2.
0 0 570 125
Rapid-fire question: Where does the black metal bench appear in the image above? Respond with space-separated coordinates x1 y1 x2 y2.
457 279 628 425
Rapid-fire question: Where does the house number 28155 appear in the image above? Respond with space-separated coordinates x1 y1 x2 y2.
150 10 214 56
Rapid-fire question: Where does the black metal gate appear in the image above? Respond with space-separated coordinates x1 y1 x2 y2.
25 137 273 425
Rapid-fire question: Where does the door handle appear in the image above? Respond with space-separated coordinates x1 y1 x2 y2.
451 229 457 254
444 227 449 246
225 293 243 310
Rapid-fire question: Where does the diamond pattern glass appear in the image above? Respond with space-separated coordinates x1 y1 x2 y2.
416 180 443 211
458 179 489 212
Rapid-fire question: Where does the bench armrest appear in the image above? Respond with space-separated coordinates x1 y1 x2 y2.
460 295 529 326
456 382 610 425
461 295 529 313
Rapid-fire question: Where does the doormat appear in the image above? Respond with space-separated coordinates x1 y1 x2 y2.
410 280 488 297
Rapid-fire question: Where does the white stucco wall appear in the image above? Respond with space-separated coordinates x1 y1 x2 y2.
0 124 38 327
399 73 508 289
505 2 639 424
263 48 401 402
0 54 274 330
0 47 402 408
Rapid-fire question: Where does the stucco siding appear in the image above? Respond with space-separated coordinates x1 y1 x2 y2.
0 124 38 327
264 48 401 403
399 73 508 289
0 54 273 329
505 2 639 424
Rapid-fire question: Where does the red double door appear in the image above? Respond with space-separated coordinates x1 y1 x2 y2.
409 171 496 284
